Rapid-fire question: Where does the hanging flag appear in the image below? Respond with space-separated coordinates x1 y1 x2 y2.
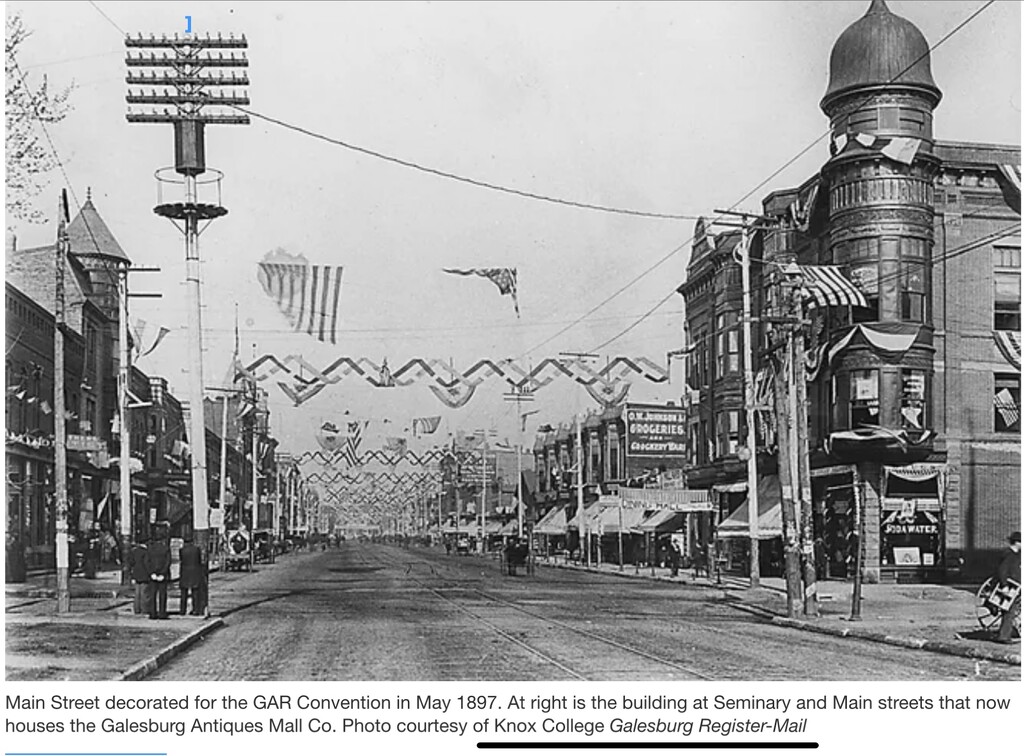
257 254 344 344
443 268 520 317
131 319 171 359
797 266 868 309
141 327 170 357
40 400 53 415
994 388 1020 427
853 133 876 148
413 416 442 437
880 137 921 165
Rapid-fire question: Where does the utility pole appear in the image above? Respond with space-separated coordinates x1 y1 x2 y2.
715 210 768 589
54 192 70 614
576 412 586 568
125 30 250 591
118 265 159 586
792 285 818 617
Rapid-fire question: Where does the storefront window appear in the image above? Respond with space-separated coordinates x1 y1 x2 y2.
849 369 879 427
900 370 927 430
880 466 945 572
994 374 1021 433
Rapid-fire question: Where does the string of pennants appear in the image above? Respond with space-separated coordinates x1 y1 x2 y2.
239 354 669 409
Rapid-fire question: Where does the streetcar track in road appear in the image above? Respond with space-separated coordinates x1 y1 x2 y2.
355 544 713 680
363 545 965 681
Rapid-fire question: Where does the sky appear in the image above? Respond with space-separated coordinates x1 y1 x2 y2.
6 0 1021 459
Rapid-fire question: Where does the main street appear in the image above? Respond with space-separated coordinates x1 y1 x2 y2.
151 542 1015 681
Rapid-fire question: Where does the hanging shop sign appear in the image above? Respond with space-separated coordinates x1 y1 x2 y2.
67 434 106 453
624 404 687 458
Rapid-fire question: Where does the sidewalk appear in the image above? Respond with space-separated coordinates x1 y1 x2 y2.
6 565 223 681
535 555 1020 666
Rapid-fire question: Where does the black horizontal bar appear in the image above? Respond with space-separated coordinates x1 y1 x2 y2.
477 744 818 750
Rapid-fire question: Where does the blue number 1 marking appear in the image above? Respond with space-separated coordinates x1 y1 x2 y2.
185 15 192 33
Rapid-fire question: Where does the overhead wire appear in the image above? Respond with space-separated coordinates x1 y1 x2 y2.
578 0 999 354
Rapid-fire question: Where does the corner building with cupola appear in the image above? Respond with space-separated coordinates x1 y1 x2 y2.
679 0 1020 582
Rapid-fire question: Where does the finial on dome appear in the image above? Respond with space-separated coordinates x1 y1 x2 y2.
867 0 890 15
86 186 92 202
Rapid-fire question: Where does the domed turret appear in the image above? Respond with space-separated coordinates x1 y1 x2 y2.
822 0 940 112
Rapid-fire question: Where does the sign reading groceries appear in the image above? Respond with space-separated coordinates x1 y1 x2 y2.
625 404 686 458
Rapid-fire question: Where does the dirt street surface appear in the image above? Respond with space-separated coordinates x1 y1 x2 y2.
150 542 1017 681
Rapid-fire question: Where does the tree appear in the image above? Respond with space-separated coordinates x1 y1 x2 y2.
5 12 74 225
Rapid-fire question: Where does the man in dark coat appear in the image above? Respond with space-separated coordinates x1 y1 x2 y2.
178 537 206 616
128 540 151 615
995 530 1021 644
145 532 172 619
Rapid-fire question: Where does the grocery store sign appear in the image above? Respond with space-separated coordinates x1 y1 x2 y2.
624 404 687 458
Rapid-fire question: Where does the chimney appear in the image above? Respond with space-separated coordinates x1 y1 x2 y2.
5 228 16 254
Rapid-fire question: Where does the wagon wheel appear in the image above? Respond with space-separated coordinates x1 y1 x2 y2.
976 576 1004 630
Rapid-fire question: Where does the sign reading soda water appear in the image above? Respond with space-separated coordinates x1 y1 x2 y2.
624 403 687 458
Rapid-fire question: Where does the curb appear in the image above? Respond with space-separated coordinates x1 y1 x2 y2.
771 615 1021 666
5 588 125 600
117 617 225 681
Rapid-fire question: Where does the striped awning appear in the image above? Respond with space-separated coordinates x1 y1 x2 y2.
799 266 868 309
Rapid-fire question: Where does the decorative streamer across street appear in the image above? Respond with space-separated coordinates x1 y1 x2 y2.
241 354 669 408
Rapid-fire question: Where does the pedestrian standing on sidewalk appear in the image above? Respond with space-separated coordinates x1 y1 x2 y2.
669 539 682 578
128 539 151 615
145 526 172 620
178 536 205 616
995 530 1021 645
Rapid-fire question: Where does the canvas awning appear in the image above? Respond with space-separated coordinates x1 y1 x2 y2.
533 506 567 535
717 475 783 539
594 505 649 535
567 503 604 530
638 509 687 533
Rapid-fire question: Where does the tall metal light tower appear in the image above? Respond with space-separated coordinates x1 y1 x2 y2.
124 32 250 565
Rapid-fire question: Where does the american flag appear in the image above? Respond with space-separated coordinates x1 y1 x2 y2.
994 388 1020 428
340 421 367 467
257 262 344 344
443 268 519 317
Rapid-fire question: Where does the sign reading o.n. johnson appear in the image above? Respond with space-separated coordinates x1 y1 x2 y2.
624 403 687 458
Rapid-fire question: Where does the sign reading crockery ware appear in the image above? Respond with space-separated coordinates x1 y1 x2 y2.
624 403 687 458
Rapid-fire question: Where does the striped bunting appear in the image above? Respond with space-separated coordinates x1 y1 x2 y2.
994 331 1021 372
798 265 868 309
257 262 344 344
998 165 1021 196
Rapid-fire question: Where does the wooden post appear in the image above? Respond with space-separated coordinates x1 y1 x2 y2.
54 193 70 613
774 275 802 618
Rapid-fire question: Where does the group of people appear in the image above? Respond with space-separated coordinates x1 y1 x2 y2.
504 539 529 576
127 529 207 620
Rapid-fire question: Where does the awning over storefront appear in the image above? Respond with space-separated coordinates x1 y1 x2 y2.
712 481 747 494
717 475 783 539
567 503 603 530
534 506 567 535
594 505 649 535
638 509 687 533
